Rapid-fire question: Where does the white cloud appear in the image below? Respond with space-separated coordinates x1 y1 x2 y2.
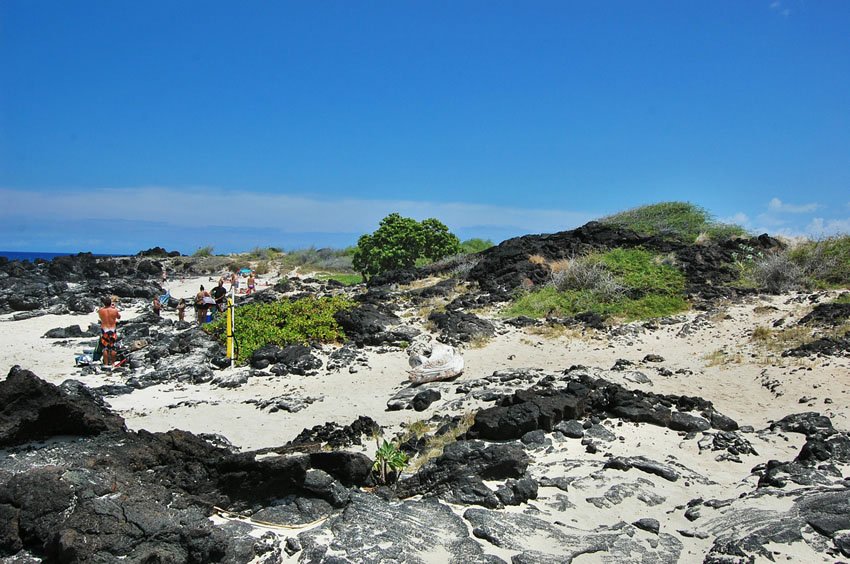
770 1 791 17
721 212 750 226
1 186 594 238
767 198 819 214
806 217 850 236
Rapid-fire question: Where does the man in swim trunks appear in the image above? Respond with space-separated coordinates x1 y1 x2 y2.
211 279 227 313
98 296 121 369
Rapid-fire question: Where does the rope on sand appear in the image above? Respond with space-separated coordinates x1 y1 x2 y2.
212 506 329 531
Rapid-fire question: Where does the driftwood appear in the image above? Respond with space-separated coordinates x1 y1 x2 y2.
407 342 464 384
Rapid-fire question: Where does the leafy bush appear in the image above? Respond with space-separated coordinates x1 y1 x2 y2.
750 251 806 293
599 202 747 243
505 248 688 322
192 245 215 257
789 235 850 287
459 238 494 254
204 295 353 364
352 213 461 281
254 260 270 275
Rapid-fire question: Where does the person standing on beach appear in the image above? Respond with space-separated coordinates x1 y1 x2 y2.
177 298 186 322
230 272 240 294
152 296 162 317
195 285 210 324
98 296 121 369
211 279 227 313
246 272 255 295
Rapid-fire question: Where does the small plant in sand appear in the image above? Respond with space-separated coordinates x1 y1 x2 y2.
703 348 743 367
466 334 493 349
750 324 823 354
372 439 409 485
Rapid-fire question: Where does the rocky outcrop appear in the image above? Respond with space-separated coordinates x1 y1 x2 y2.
396 441 530 507
466 369 736 441
0 366 125 447
298 493 498 562
0 253 162 316
0 372 378 562
334 293 420 346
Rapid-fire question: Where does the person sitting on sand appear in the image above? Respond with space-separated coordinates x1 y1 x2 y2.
98 296 121 369
152 296 162 317
177 298 186 322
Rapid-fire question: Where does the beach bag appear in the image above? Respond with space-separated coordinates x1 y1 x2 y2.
92 337 103 362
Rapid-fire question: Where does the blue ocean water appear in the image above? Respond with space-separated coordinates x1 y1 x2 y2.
1 251 77 262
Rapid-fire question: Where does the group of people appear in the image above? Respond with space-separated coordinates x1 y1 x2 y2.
95 268 260 370
194 280 229 324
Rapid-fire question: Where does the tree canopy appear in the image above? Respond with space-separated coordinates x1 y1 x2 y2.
352 213 461 280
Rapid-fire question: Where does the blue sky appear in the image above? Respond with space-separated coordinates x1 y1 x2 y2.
1 1 848 254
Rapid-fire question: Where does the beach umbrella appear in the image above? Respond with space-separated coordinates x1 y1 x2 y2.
239 268 252 275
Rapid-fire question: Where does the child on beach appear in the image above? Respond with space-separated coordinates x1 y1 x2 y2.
152 297 161 317
177 299 186 322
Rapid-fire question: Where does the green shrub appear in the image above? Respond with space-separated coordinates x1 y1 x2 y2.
504 247 688 322
460 238 494 254
192 245 215 257
599 202 747 243
789 235 850 287
204 295 353 364
750 251 806 293
599 248 685 296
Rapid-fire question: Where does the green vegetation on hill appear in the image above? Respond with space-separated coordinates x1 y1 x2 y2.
599 202 747 243
460 238 494 254
204 295 353 364
504 248 688 322
192 245 215 258
788 235 850 288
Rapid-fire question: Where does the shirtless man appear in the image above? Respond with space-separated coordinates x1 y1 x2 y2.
98 296 121 369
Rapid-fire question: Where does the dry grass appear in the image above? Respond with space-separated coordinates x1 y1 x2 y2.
750 325 815 353
526 323 582 340
528 254 548 266
467 334 493 349
407 412 476 473
703 348 744 367
549 258 571 273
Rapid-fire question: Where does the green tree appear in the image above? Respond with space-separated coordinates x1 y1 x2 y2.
352 213 461 280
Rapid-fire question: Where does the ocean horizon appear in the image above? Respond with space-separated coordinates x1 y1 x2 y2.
0 251 113 262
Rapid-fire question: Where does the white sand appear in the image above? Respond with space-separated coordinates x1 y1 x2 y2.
2 276 848 561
